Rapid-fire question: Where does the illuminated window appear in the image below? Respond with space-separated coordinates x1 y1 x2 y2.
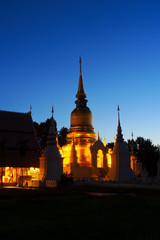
28 168 40 180
97 150 103 168
2 167 17 183
107 154 111 168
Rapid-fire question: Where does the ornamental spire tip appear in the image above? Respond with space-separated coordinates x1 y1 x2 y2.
76 56 86 99
79 56 82 73
52 106 54 117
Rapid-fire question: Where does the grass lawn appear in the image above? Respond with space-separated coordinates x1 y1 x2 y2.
0 185 160 240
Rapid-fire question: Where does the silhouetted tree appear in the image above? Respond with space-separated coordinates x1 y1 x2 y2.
58 127 69 147
34 119 68 149
34 118 57 150
128 137 159 177
128 138 138 153
107 142 114 150
33 121 39 135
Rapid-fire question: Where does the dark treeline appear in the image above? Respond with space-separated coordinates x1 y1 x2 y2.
108 137 159 177
128 137 159 177
33 119 69 150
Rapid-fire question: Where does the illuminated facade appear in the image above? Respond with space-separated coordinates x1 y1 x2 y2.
60 58 137 182
0 59 139 186
2 167 40 186
62 58 112 180
0 110 40 186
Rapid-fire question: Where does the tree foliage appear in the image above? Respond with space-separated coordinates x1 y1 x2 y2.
33 119 69 150
128 137 159 177
34 119 53 150
58 127 69 147
107 142 114 150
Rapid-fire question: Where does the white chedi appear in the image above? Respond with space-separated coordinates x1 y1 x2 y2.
40 109 63 185
109 106 136 182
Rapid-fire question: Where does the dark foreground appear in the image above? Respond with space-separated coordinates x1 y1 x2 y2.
0 185 160 240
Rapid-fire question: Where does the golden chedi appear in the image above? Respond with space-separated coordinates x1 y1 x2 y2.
61 60 135 182
62 57 96 176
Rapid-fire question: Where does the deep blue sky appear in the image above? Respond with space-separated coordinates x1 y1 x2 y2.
1 0 160 145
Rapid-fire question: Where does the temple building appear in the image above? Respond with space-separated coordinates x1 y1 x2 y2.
61 58 135 182
0 110 41 186
62 57 97 178
39 107 63 187
107 106 136 182
0 58 141 186
62 57 106 179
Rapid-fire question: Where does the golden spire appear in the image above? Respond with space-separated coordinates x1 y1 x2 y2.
98 132 100 141
104 137 107 147
76 56 86 99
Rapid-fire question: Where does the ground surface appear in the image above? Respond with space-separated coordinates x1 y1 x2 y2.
0 185 160 240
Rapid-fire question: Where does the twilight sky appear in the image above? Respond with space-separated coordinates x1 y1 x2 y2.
0 0 160 145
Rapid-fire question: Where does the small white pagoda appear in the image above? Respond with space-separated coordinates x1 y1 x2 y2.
108 106 136 182
39 107 63 187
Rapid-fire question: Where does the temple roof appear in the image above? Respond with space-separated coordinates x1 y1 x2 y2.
0 110 36 132
0 110 40 167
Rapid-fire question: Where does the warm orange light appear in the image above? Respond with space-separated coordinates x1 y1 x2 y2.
28 168 39 180
2 167 39 184
2 167 16 183
97 150 103 168
62 130 95 173
107 153 112 168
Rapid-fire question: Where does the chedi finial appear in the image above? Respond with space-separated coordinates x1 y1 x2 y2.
79 56 82 73
117 105 120 125
131 132 133 139
116 105 123 142
52 106 54 117
76 56 86 99
29 104 32 115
